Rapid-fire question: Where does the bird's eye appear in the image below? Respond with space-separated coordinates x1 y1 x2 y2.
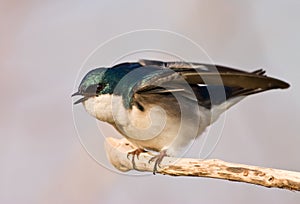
96 83 104 94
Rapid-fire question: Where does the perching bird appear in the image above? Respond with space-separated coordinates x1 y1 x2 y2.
72 59 289 174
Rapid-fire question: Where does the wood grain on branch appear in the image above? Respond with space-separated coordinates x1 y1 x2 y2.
105 137 300 191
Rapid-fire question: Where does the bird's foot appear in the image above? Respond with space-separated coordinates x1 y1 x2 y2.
127 148 147 169
148 150 167 175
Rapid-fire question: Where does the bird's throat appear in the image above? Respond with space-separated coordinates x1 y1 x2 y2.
83 94 123 124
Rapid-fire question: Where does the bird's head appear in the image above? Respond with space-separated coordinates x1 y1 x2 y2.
72 62 143 105
72 68 111 104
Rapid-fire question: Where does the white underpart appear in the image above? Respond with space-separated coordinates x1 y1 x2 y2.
83 95 168 140
83 94 244 156
83 94 116 123
211 96 245 122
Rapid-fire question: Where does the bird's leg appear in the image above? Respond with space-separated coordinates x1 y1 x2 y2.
127 148 147 169
148 150 167 175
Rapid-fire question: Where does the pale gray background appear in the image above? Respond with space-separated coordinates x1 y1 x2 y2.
1 0 300 203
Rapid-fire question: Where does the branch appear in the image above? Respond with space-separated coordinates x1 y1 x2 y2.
104 137 300 191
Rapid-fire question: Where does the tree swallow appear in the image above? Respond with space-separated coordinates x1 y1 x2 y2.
72 59 289 174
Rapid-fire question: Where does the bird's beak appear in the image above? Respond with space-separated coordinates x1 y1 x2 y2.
71 91 89 105
73 97 89 105
71 92 80 97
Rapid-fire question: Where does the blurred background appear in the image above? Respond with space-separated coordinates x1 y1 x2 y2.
1 0 300 203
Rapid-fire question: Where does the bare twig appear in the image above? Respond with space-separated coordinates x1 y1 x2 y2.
105 137 300 191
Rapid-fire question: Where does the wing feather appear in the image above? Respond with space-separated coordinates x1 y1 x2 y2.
128 59 289 109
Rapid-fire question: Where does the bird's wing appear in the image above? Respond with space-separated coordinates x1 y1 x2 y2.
139 59 289 90
129 59 289 109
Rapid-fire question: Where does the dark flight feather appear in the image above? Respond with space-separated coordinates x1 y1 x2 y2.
132 59 290 109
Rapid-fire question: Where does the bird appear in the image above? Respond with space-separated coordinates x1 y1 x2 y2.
72 59 290 174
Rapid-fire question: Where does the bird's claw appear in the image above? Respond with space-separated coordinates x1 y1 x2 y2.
148 150 167 175
127 148 147 169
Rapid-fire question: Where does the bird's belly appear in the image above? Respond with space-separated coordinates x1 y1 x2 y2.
117 101 211 156
83 94 211 156
123 112 209 156
115 104 178 149
122 116 181 152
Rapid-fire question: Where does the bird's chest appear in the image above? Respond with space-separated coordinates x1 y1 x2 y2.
83 94 180 148
83 94 117 123
83 94 211 154
83 94 168 125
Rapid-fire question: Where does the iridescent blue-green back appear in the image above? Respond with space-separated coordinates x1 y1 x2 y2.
102 62 171 109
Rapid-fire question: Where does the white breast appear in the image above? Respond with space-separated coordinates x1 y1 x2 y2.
82 94 213 156
83 94 117 124
83 95 170 140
